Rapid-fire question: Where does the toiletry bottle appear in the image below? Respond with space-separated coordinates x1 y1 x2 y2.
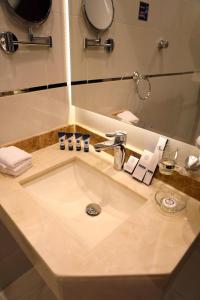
75 133 82 151
66 133 74 151
58 132 66 150
82 134 90 152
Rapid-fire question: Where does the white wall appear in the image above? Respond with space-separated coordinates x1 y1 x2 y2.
0 1 69 145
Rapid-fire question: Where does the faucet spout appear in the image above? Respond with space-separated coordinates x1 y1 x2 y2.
94 131 127 170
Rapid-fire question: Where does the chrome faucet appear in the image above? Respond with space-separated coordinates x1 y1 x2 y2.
94 131 127 170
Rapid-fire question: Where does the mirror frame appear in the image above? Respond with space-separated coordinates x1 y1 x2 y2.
82 0 115 32
4 0 52 26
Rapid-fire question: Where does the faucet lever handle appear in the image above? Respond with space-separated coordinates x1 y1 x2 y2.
105 131 127 144
106 131 127 137
105 132 117 138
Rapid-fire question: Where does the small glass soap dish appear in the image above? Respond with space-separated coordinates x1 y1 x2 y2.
155 189 187 215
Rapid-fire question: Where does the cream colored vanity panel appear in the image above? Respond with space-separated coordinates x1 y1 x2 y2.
0 221 32 290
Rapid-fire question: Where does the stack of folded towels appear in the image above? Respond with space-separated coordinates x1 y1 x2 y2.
0 146 32 176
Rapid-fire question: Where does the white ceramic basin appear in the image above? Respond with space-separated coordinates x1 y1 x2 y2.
22 158 146 249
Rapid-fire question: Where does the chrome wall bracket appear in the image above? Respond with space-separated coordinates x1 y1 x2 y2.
27 28 52 47
158 39 169 50
0 29 52 54
133 71 151 101
84 37 114 53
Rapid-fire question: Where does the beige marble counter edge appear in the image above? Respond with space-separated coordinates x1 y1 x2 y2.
0 144 199 293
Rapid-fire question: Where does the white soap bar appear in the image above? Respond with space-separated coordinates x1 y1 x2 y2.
123 155 139 174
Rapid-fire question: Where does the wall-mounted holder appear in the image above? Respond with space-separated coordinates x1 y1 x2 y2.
133 71 151 101
84 37 114 53
0 28 52 54
158 39 169 50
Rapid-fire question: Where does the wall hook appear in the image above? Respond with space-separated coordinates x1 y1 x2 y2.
158 39 169 50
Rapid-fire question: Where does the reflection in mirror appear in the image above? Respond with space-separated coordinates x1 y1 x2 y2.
71 0 200 146
73 74 200 145
83 0 114 31
6 0 52 24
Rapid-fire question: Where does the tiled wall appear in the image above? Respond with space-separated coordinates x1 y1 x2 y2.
0 1 69 145
70 0 200 144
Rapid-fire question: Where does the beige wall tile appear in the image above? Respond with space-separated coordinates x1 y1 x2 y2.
69 0 82 16
70 16 88 81
0 87 69 145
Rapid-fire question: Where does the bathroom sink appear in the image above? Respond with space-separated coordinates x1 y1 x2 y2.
22 158 146 249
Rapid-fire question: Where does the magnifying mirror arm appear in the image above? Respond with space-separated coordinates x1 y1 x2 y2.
13 39 52 47
84 37 114 53
0 30 52 54
28 27 52 47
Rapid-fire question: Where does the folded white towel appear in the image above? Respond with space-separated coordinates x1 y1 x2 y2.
0 159 32 177
0 146 32 169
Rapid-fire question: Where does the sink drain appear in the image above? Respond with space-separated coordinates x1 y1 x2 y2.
86 203 101 217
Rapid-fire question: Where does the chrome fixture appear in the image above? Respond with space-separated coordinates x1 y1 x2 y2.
82 0 115 53
158 39 169 50
4 0 52 26
84 37 114 52
185 137 200 171
1 0 53 54
94 131 127 170
0 30 52 54
133 71 151 101
86 203 101 216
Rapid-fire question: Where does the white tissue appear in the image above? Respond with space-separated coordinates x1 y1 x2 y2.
116 110 139 124
0 160 32 176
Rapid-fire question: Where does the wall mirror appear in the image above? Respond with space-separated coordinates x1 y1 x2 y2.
71 0 200 147
0 0 52 53
82 0 114 32
82 0 115 52
5 0 52 25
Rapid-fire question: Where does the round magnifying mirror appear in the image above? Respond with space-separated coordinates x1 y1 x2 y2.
83 0 114 32
5 0 52 25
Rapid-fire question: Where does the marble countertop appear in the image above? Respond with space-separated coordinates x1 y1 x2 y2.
0 144 200 299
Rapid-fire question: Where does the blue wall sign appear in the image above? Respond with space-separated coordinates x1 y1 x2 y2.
138 1 149 21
